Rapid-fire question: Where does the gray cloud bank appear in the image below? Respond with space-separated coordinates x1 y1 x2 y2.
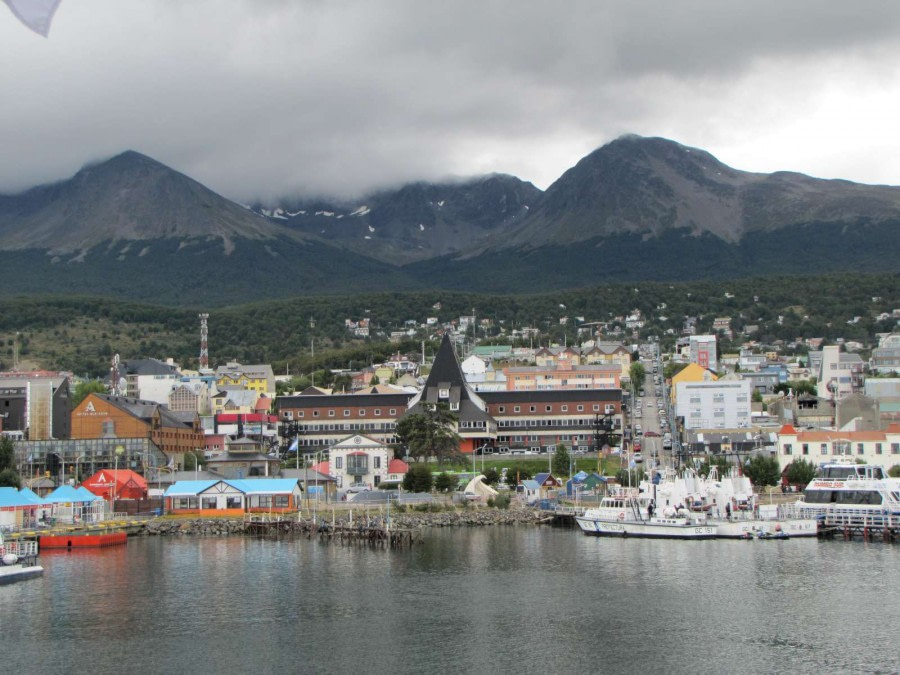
3 1 900 202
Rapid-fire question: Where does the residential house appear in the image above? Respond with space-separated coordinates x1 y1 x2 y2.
775 423 900 471
216 362 276 397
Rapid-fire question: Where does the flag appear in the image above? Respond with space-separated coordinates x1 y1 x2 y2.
288 437 299 453
167 455 175 469
3 0 61 37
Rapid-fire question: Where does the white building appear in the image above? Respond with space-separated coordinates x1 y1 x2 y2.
327 434 407 489
689 335 718 372
816 345 864 401
775 424 900 471
675 379 752 430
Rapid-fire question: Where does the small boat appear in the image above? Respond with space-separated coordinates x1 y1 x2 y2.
756 529 790 540
0 531 43 585
575 493 717 540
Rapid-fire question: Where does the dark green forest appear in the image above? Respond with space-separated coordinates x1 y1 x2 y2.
0 272 896 378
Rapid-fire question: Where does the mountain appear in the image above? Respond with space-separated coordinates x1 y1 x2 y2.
0 137 898 305
251 174 541 263
0 151 287 255
496 135 900 248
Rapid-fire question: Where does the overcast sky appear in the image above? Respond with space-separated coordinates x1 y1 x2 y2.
4 1 900 202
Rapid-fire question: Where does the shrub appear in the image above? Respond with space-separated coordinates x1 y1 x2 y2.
889 465 900 478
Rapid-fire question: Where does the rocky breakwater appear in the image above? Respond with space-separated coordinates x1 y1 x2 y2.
134 507 543 537
139 519 247 537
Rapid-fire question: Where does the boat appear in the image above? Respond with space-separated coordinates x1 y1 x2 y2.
575 489 717 539
644 467 818 539
786 461 900 529
0 531 43 585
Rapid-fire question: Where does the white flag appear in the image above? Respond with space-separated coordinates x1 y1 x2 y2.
3 0 61 37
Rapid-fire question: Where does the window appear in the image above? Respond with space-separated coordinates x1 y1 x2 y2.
359 409 366 416
577 405 584 412
335 457 342 469
201 497 217 510
802 443 809 456
274 495 289 508
102 420 115 435
313 411 320 417
892 443 900 455
561 405 568 412
530 406 536 412
374 456 381 469
783 443 792 455
821 443 828 455
298 411 304 418
514 406 520 413
375 409 381 416
546 405 552 412
283 411 293 420
857 443 865 455
344 410 350 417
593 405 600 412
328 410 335 417
876 443 883 455
226 496 242 509
389 409 396 415
439 388 449 399
498 406 505 413
450 402 459 411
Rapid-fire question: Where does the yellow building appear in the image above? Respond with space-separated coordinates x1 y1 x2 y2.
670 363 718 403
215 362 275 396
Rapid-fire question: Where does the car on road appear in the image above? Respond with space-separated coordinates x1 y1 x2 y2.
345 485 371 495
633 452 643 463
645 431 660 437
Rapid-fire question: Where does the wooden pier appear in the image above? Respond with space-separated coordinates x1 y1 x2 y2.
817 509 900 543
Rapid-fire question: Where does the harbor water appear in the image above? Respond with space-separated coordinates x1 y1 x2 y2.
2 527 898 674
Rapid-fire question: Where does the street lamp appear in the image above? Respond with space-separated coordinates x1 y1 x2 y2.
113 445 125 505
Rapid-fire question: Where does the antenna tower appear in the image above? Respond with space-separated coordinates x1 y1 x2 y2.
199 313 210 369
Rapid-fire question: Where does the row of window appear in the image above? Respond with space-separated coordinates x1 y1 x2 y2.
498 434 592 443
783 442 900 456
283 408 398 420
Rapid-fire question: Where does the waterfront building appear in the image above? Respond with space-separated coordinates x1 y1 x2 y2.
164 478 302 515
70 393 204 468
276 335 624 455
502 363 621 391
325 434 408 489
775 423 900 471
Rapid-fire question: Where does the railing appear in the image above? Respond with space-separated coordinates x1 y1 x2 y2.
823 507 900 529
3 540 38 558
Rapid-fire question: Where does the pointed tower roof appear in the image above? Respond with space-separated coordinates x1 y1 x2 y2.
404 335 494 424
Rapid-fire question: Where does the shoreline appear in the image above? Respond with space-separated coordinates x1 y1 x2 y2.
135 506 546 537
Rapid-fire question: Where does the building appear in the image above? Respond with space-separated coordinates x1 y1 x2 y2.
325 434 403 489
670 363 718 404
816 346 864 401
121 358 182 404
870 333 900 375
689 335 718 372
70 393 204 468
502 364 621 391
215 362 276 396
0 371 71 440
675 379 752 430
164 478 302 515
775 423 900 471
275 335 624 456
168 381 213 416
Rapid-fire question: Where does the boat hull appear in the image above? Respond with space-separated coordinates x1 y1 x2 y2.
39 532 128 549
576 517 717 539
713 518 819 539
0 564 44 585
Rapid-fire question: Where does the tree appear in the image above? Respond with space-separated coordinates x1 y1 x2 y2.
402 464 434 493
0 436 21 488
785 459 817 487
482 467 500 485
743 455 781 487
629 362 646 390
751 389 763 403
552 443 571 477
72 380 106 407
889 465 900 478
394 402 463 466
434 472 457 493
698 455 731 478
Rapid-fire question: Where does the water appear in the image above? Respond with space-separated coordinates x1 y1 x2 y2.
2 528 899 675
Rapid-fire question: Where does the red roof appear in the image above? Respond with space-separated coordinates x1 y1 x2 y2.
778 424 798 435
388 459 409 474
886 422 900 434
254 396 271 411
347 451 367 456
313 460 330 474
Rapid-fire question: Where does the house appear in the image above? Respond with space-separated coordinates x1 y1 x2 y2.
120 358 182 404
518 479 541 505
215 362 276 396
675 379 752 430
670 363 718 403
816 346 864 400
689 335 718 371
205 436 281 478
164 478 303 515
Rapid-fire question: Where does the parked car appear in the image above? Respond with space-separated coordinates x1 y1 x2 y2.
345 485 371 494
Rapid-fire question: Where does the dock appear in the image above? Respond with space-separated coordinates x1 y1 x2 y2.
243 513 421 548
818 509 900 543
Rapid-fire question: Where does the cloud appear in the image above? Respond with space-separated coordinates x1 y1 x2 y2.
2 1 900 202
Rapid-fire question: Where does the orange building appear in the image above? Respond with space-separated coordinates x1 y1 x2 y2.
71 394 204 468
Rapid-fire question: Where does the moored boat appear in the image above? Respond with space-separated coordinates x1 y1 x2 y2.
0 531 43 585
575 492 717 539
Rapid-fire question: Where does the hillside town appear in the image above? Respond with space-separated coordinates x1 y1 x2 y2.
1 300 899 527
